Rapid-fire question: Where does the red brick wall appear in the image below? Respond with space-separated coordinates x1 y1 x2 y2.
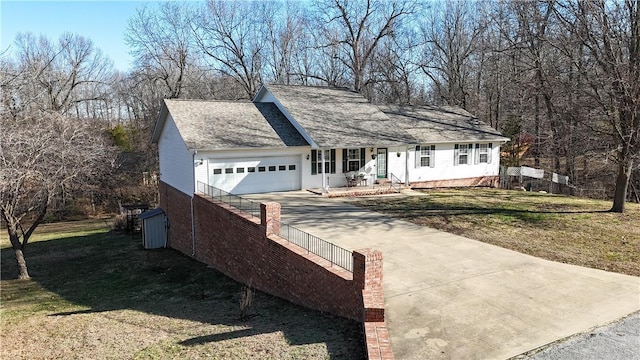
160 182 393 358
410 175 499 189
158 182 192 256
192 194 366 320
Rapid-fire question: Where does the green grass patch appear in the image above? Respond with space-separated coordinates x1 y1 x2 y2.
356 188 640 277
1 219 364 359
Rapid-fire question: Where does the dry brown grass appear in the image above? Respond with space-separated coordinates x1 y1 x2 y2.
1 220 364 359
355 188 640 276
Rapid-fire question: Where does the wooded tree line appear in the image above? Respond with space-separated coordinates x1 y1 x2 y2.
1 0 638 277
125 0 640 212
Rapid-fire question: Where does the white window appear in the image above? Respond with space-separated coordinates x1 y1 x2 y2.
311 149 336 174
454 144 472 166
346 148 361 172
415 145 435 168
475 143 493 164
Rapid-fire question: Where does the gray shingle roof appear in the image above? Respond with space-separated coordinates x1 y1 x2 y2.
378 104 509 143
159 99 308 150
263 85 415 148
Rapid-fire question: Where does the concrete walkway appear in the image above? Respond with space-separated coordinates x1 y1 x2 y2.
245 191 640 360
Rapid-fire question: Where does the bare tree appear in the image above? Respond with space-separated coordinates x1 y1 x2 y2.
12 32 113 116
263 1 310 85
0 111 115 279
317 0 416 93
555 0 640 212
126 2 197 99
1 32 116 279
419 0 485 108
193 0 271 99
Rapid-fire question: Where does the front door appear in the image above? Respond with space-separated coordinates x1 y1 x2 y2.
376 148 387 179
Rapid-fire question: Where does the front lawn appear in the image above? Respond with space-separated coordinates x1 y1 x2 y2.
354 189 640 276
0 219 364 359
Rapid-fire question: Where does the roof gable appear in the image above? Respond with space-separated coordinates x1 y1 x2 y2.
260 85 415 148
153 99 308 150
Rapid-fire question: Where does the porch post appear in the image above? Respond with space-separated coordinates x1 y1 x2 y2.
321 148 327 192
405 146 410 186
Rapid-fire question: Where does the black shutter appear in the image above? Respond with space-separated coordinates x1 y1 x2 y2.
342 148 348 173
330 149 336 173
360 148 366 169
311 149 317 175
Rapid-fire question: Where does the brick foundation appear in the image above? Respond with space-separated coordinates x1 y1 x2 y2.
160 181 393 359
410 175 499 189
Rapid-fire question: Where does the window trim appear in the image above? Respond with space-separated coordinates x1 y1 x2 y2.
415 145 436 168
454 143 473 166
342 148 366 173
311 149 336 175
474 143 492 164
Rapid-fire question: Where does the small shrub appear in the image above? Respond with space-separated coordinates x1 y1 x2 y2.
111 214 127 232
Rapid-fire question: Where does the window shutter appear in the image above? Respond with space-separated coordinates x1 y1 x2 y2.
330 149 336 173
470 143 474 165
342 149 348 173
311 150 317 175
475 143 480 164
360 148 365 169
454 144 459 166
488 143 493 163
415 145 421 168
430 145 436 168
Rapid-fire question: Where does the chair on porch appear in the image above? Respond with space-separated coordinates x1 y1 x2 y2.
345 172 358 187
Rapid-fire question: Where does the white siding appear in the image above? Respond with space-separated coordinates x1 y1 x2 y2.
407 142 501 183
198 148 308 193
194 156 209 189
157 114 194 196
301 148 380 189
387 146 408 183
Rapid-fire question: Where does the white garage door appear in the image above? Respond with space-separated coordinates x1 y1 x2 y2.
208 156 301 194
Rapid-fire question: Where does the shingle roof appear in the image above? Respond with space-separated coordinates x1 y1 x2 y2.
378 104 509 143
158 99 308 150
262 85 415 148
138 208 165 220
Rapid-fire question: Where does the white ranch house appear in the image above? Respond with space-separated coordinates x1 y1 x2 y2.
153 85 509 196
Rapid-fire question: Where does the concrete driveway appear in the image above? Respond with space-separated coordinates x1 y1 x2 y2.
245 191 640 359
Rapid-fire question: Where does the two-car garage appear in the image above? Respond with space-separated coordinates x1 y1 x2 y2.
206 155 301 195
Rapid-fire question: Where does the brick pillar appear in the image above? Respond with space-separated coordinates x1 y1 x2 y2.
354 249 385 322
353 249 383 288
260 202 281 235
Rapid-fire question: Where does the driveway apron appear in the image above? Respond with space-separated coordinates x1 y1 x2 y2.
245 191 640 360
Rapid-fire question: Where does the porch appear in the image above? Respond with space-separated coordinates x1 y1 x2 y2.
307 178 403 198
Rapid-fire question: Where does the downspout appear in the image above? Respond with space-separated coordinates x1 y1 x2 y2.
191 150 197 256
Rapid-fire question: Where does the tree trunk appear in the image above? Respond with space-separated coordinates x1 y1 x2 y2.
611 159 632 213
2 211 37 280
6 228 30 279
13 246 30 280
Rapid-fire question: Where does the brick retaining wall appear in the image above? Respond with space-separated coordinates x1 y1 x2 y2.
158 182 192 255
159 181 393 359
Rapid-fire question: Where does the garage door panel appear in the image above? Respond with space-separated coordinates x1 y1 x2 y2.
209 156 300 194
